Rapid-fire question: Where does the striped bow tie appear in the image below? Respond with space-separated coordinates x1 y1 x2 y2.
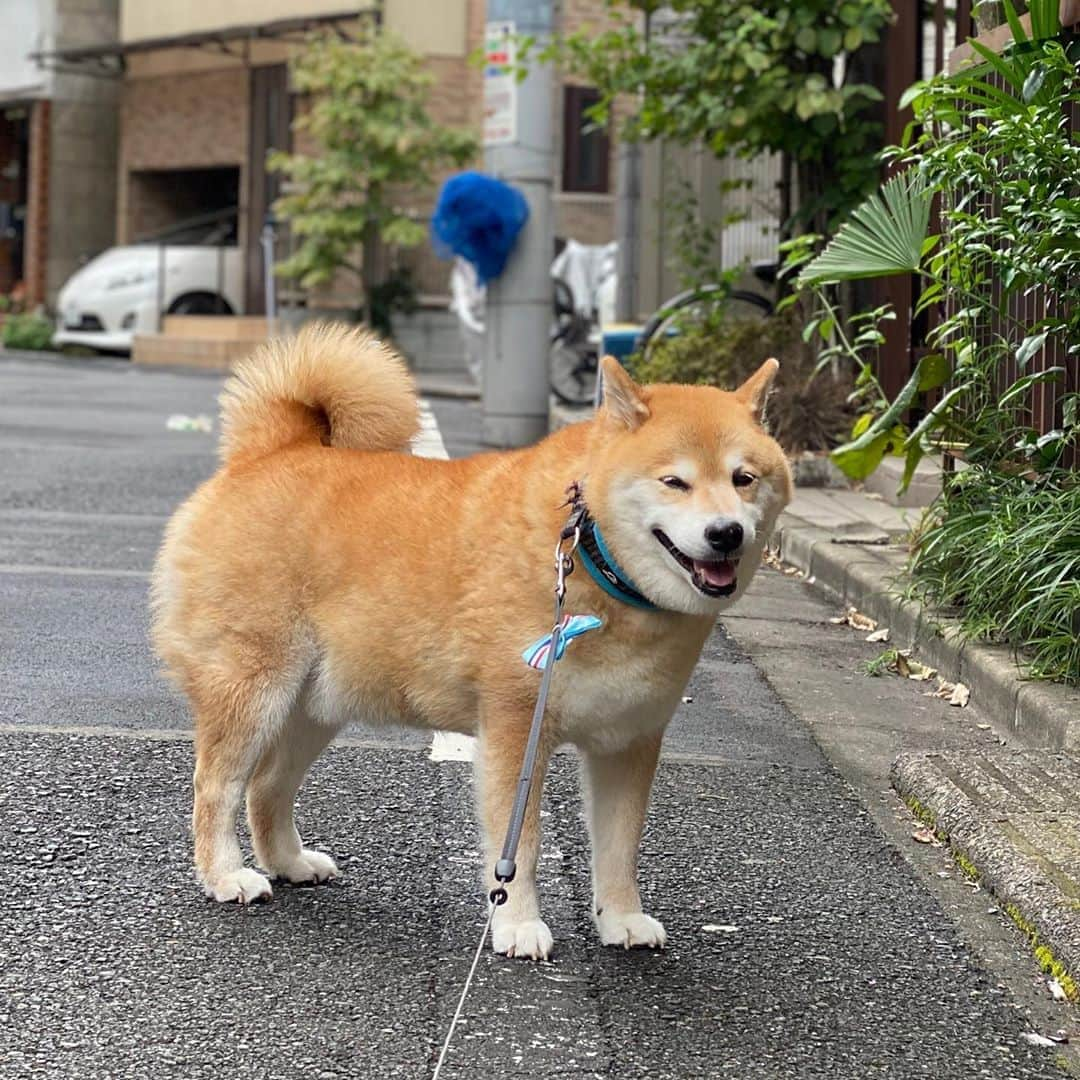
522 614 603 670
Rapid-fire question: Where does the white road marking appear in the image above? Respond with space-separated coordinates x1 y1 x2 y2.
412 401 476 763
428 731 476 762
0 563 149 579
412 399 449 460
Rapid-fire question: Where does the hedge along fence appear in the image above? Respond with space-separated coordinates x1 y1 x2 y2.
854 0 1080 471
948 29 1080 469
793 4 1080 487
790 0 1080 682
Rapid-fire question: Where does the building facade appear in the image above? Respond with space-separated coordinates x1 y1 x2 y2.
1 0 118 308
38 0 618 321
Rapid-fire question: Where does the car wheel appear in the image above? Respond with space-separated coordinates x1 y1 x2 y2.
168 292 233 316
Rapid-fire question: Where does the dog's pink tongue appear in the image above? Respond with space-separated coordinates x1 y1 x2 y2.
694 559 736 588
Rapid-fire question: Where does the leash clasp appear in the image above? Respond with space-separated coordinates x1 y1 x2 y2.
554 526 580 605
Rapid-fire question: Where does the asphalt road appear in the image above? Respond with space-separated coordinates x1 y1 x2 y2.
0 352 1072 1079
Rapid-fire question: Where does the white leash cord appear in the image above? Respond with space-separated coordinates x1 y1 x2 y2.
431 900 498 1079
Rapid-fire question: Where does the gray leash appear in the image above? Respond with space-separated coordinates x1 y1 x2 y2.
432 509 583 1078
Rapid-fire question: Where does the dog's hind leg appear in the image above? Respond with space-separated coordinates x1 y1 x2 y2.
475 719 556 960
191 680 284 904
246 708 341 885
581 730 667 949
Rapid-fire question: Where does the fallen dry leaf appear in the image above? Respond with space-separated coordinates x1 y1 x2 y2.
924 677 971 705
1021 1032 1058 1048
1048 979 1068 1002
762 549 783 571
949 682 970 707
897 652 936 680
865 627 890 643
832 606 878 632
912 825 937 845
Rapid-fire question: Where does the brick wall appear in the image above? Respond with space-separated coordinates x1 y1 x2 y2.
118 67 249 245
554 0 621 248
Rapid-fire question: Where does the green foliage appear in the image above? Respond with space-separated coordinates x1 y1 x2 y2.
531 0 894 233
792 2 1080 485
2 312 54 351
798 171 933 284
910 471 1080 683
629 309 854 454
270 31 476 331
792 0 1080 681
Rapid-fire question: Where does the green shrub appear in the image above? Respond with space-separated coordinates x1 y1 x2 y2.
629 311 854 455
911 471 1080 683
2 312 54 352
788 0 1080 683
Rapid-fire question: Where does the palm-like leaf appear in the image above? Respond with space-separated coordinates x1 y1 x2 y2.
798 172 934 286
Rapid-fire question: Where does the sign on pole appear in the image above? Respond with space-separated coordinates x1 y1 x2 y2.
483 21 516 148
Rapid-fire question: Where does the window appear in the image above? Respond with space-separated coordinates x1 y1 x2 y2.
562 86 610 194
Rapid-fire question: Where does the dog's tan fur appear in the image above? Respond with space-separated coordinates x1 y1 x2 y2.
151 323 792 958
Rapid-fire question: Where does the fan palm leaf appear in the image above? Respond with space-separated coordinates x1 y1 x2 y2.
798 171 934 286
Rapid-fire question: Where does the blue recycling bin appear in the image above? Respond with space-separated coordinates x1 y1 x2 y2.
601 323 642 364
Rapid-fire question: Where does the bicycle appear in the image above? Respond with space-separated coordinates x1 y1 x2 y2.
552 264 777 406
549 277 602 407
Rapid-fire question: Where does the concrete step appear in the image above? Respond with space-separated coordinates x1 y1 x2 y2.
893 747 1080 1002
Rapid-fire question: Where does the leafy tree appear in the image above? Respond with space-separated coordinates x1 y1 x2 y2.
531 0 893 236
270 31 476 334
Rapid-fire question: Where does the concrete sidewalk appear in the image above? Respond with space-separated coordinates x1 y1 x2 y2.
775 488 1079 751
774 484 1080 1004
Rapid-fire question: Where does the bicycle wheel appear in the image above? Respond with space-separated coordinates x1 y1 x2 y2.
548 317 600 406
638 286 772 364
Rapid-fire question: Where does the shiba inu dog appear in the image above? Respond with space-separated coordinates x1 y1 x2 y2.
151 323 792 960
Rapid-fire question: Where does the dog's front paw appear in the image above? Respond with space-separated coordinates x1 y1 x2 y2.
595 909 667 950
264 848 340 885
491 917 554 960
204 867 274 905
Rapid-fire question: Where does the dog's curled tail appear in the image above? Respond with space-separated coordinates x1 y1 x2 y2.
218 322 420 463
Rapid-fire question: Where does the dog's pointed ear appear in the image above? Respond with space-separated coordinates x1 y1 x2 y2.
598 355 649 430
734 358 779 420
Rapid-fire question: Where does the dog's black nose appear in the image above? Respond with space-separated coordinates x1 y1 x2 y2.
705 522 743 553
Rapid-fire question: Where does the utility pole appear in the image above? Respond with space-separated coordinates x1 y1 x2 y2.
614 8 650 322
481 1 554 448
613 144 640 322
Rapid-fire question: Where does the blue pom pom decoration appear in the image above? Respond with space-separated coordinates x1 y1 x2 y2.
431 171 530 285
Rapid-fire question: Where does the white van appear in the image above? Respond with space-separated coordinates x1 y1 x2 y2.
53 210 244 352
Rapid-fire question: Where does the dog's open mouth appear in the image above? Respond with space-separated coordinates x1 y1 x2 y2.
652 529 739 597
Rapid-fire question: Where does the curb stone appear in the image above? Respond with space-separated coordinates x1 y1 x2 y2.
773 517 1080 752
892 748 1080 1001
779 506 1080 1006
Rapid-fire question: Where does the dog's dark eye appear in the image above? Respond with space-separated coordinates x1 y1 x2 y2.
733 471 756 488
659 475 691 491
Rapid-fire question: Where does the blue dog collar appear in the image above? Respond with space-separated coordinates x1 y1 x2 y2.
576 515 658 611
